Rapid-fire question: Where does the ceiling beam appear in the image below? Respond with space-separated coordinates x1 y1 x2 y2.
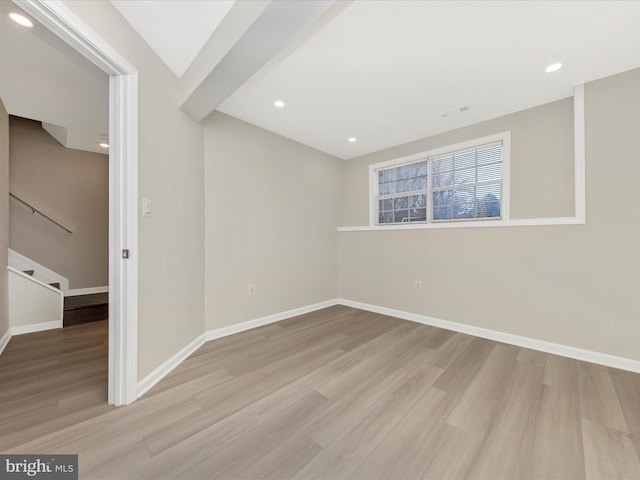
179 0 334 123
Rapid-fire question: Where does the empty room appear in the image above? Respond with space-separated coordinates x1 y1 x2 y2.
1 1 639 479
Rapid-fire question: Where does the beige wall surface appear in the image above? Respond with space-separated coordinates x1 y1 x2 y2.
62 0 205 380
9 116 108 289
203 112 343 330
0 98 9 340
342 97 574 226
338 68 640 361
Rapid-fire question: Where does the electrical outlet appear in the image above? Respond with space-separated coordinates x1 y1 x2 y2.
414 280 423 292
248 284 255 295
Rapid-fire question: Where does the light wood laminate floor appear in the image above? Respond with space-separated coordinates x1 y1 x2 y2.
1 305 640 479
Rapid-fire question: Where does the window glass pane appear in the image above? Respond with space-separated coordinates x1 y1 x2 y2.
454 167 475 185
477 197 501 217
433 205 453 220
409 207 426 222
398 161 426 179
477 163 502 182
454 150 476 170
394 196 409 209
381 198 393 210
393 209 409 223
408 194 426 208
477 144 502 164
380 168 397 183
433 174 453 188
379 211 393 223
432 155 453 173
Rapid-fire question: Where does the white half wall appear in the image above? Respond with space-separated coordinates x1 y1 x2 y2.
8 266 62 333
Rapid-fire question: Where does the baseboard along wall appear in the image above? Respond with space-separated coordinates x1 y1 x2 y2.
133 297 639 398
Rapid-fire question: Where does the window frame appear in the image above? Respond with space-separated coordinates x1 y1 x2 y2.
369 131 511 226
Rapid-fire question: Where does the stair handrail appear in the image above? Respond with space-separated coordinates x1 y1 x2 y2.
7 266 64 294
9 191 73 233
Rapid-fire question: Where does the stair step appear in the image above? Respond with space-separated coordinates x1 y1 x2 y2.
49 282 61 290
23 270 35 276
63 304 108 327
63 293 108 327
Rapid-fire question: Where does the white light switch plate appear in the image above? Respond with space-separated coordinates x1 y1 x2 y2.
142 198 152 218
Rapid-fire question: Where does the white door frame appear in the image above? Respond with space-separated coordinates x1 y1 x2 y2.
17 0 139 405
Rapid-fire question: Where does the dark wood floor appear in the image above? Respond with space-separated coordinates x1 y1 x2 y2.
1 305 639 479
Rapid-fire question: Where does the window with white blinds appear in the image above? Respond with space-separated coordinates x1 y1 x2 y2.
372 133 508 225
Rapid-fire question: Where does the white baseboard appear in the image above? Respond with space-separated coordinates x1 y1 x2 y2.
137 334 206 398
337 299 640 374
66 286 109 297
205 299 339 342
0 328 12 356
11 320 62 336
137 296 640 402
137 299 339 399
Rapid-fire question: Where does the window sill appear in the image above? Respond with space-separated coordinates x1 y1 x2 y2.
337 216 584 232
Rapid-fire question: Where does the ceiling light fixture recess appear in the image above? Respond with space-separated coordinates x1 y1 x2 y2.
545 62 563 73
348 137 357 143
274 100 285 108
8 13 33 28
99 136 109 148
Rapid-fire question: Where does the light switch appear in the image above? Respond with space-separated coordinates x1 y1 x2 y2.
142 198 152 218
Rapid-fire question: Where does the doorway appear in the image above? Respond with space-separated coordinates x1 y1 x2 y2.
16 0 139 405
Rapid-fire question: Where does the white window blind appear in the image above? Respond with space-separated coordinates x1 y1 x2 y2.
374 140 504 224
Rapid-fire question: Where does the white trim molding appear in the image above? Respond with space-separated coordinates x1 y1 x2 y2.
11 321 61 336
137 299 338 398
573 82 586 223
0 329 11 356
138 296 640 399
205 300 338 342
66 286 109 297
337 299 640 374
137 333 206 398
18 0 140 406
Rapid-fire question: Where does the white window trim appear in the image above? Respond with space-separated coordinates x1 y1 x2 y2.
341 83 585 232
368 132 511 226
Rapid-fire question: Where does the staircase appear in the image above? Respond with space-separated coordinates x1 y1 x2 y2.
10 251 107 328
63 293 108 327
22 269 61 290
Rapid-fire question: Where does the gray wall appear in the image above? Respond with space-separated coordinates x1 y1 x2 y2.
9 116 108 289
0 98 9 341
338 68 640 361
203 112 343 330
63 0 205 380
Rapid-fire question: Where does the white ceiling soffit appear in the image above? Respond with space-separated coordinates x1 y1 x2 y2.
110 0 235 78
218 0 640 160
180 0 335 122
0 1 109 154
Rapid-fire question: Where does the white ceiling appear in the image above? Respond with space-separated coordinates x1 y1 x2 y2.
217 0 640 159
110 0 235 78
0 1 109 154
3 1 640 160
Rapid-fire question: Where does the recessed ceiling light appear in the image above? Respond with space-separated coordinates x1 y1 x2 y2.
545 62 563 73
99 142 109 148
8 13 33 28
348 137 357 143
274 100 285 108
